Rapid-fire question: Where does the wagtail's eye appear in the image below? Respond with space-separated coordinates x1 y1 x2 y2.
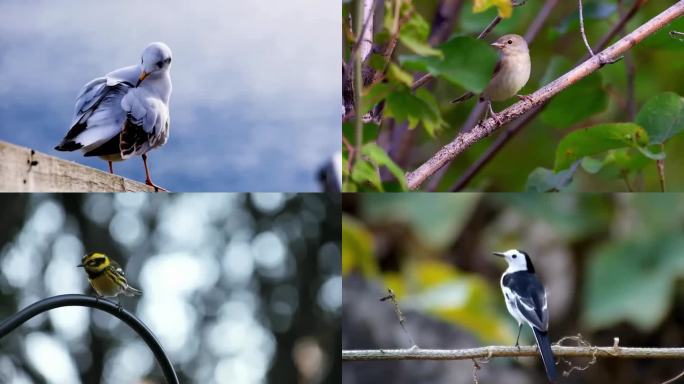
507 40 513 45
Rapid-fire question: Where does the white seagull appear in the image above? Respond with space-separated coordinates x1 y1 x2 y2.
55 42 173 191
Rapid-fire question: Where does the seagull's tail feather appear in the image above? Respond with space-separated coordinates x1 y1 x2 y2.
532 328 557 383
450 91 475 104
54 141 83 152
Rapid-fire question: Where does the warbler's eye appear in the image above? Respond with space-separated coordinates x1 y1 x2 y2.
507 40 512 44
512 254 517 259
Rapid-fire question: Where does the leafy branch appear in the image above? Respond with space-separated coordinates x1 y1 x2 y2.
405 1 684 190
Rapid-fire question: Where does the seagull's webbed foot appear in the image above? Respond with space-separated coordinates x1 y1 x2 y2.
145 179 167 192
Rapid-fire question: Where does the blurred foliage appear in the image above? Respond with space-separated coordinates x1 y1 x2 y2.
343 193 684 357
343 0 684 191
0 194 341 384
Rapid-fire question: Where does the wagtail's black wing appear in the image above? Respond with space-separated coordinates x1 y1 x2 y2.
503 271 549 332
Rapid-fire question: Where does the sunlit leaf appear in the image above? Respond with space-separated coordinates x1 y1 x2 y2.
351 158 383 191
472 0 513 18
342 215 379 277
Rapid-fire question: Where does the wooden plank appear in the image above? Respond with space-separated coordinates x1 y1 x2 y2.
0 141 159 192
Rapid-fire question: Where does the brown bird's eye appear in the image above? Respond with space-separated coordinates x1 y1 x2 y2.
507 40 512 44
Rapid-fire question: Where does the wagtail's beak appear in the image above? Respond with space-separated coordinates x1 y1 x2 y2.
136 71 149 86
493 252 505 258
491 42 505 49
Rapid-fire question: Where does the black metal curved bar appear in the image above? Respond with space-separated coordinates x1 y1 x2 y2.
0 294 178 384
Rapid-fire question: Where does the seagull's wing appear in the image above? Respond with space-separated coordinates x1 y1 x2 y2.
506 272 549 331
56 66 141 153
119 87 170 158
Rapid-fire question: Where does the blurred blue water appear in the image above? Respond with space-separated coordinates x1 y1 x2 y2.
0 0 340 191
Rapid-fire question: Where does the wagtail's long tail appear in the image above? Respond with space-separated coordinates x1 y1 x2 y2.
532 328 557 383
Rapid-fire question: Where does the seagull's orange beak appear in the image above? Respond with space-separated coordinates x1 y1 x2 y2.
136 71 149 86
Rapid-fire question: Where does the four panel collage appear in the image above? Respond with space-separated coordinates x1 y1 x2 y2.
0 1 683 383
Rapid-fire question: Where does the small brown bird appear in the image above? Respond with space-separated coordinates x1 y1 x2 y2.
451 34 531 126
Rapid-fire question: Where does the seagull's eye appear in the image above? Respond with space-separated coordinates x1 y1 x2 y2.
156 61 164 69
512 254 517 259
507 40 513 45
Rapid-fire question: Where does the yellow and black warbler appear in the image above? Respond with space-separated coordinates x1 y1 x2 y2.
77 252 142 307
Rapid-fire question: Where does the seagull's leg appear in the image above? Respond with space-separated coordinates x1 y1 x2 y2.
108 161 114 174
142 154 167 192
515 323 523 351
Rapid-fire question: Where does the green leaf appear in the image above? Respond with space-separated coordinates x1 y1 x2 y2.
361 143 408 191
635 92 684 145
472 0 513 18
415 88 448 136
525 161 580 192
399 13 442 57
385 89 446 135
351 159 383 191
583 235 684 332
401 36 498 93
360 83 393 116
541 72 608 128
554 123 649 171
585 148 651 179
387 63 414 88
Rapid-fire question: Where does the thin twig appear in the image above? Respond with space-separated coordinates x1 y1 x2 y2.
622 171 634 192
670 30 684 41
380 289 417 348
579 0 595 56
342 345 684 361
657 144 666 192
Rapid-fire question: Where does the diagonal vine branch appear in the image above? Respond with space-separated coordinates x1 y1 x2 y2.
405 0 684 190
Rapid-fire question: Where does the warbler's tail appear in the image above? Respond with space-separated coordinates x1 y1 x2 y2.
124 286 143 296
532 328 557 383
450 91 475 103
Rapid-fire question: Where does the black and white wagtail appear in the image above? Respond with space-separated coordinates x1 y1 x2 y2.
494 249 557 382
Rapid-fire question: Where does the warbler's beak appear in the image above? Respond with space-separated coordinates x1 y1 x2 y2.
77 263 83 267
491 42 505 49
493 252 505 258
136 71 149 86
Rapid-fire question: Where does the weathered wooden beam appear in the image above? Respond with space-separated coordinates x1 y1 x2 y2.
0 140 158 192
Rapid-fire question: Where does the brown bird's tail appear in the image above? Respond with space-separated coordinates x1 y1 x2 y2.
450 92 475 103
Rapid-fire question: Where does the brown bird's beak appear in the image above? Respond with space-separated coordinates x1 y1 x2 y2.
493 252 505 258
136 71 149 86
491 42 505 49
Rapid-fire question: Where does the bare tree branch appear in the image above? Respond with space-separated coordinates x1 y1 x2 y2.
405 1 684 190
342 345 684 361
